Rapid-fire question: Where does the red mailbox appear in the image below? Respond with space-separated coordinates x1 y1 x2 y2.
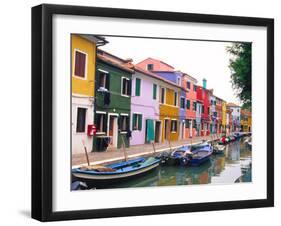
87 124 97 136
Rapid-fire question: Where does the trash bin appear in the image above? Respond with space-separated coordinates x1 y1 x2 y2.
95 136 110 152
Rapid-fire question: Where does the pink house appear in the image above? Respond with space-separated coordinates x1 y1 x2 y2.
130 66 162 145
182 73 198 138
136 57 175 72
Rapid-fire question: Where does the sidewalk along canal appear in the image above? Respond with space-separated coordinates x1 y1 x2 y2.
72 135 220 168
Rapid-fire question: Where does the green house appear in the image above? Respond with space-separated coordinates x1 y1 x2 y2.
93 51 133 150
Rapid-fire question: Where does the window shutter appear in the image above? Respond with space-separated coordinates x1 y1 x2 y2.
153 84 157 100
105 73 110 90
103 114 107 133
128 79 132 96
122 78 126 95
132 114 137 130
95 70 101 91
138 115 142 130
135 78 141 96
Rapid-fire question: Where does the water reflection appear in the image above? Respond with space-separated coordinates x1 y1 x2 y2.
97 139 252 189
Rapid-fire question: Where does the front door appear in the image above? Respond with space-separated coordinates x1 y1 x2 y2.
109 115 118 147
155 121 161 143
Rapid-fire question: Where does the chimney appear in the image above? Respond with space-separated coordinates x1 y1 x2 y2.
203 78 207 89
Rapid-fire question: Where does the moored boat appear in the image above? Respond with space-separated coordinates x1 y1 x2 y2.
189 143 213 166
72 157 160 188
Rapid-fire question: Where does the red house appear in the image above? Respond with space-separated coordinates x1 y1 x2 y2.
197 79 211 136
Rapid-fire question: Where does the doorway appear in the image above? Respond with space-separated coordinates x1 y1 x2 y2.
108 114 118 147
155 121 161 143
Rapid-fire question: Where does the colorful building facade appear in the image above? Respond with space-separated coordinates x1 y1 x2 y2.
93 50 133 150
241 110 252 132
130 66 161 145
182 73 198 138
71 34 106 154
227 103 241 132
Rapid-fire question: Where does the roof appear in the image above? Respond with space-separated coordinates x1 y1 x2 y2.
133 65 182 89
227 102 240 108
79 35 108 46
97 53 134 73
241 110 252 116
137 57 175 70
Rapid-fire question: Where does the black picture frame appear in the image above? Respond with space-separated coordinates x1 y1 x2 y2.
31 4 274 222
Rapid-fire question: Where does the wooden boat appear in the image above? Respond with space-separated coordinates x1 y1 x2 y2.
188 143 213 166
166 146 192 166
212 143 225 154
72 157 160 187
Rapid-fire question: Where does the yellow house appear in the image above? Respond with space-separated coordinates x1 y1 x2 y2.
221 101 227 132
71 34 107 154
159 82 180 142
241 110 252 132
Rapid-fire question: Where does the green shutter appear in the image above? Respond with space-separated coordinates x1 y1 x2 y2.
138 114 142 130
153 84 157 99
135 78 141 96
132 114 137 130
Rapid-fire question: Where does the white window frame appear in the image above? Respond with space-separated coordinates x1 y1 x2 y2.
75 106 87 134
73 49 88 80
120 114 129 133
95 111 106 135
171 119 178 133
121 77 130 97
97 69 109 89
180 96 185 109
132 112 142 131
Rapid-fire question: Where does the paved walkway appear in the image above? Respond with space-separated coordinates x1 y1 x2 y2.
72 134 221 167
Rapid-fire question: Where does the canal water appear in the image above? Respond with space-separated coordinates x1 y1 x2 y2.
83 139 252 189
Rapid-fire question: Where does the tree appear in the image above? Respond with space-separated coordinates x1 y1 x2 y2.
227 43 252 109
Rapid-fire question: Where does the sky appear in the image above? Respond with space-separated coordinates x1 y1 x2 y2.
99 36 241 105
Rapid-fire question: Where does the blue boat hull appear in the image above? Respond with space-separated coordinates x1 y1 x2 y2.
72 157 160 188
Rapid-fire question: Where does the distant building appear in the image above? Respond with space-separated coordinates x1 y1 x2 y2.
182 73 198 138
227 103 241 132
241 110 252 132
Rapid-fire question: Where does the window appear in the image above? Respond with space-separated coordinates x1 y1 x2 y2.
185 119 190 128
135 78 141 96
76 107 86 132
202 106 205 114
98 71 109 89
74 50 86 78
132 113 142 131
214 112 217 117
193 119 197 129
208 107 210 114
95 112 106 133
160 87 165 104
121 77 131 96
193 85 197 92
120 115 129 132
193 102 196 111
174 92 178 106
177 77 181 86
186 99 190 109
171 120 177 132
180 97 185 109
186 81 190 89
237 109 240 113
153 84 157 100
147 64 154 71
